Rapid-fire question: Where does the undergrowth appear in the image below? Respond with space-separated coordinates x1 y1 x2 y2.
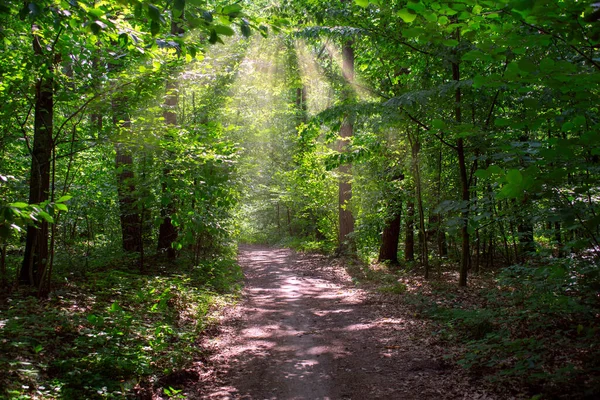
353 256 600 399
0 254 242 399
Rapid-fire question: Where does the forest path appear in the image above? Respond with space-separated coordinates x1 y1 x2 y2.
194 246 492 399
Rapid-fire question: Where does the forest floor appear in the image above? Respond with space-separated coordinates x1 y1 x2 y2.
189 245 501 400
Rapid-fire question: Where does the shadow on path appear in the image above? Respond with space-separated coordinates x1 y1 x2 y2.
197 245 494 400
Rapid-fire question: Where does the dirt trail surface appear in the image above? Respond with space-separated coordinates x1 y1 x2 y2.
193 246 496 399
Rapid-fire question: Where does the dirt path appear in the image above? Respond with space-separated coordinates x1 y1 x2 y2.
193 246 495 399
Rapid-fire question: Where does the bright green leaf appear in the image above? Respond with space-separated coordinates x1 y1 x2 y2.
398 9 417 23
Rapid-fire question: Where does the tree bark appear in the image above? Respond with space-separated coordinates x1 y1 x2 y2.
409 131 429 277
379 211 401 265
453 28 470 287
20 32 53 288
405 200 415 262
112 97 142 253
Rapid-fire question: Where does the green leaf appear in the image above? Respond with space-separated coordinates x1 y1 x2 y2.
506 169 523 185
209 29 219 44
202 11 213 23
431 119 446 129
223 4 243 15
147 4 162 23
55 203 68 212
110 302 123 312
474 169 491 179
539 58 555 72
494 118 511 127
38 211 54 223
442 39 458 47
355 0 370 7
57 195 72 203
561 121 574 132
472 75 486 89
151 20 160 36
518 58 537 73
398 9 417 23
88 8 105 18
240 21 251 37
498 183 522 199
174 0 185 11
487 165 503 175
214 25 235 36
10 202 29 208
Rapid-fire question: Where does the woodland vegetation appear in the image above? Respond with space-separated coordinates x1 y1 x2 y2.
0 0 599 398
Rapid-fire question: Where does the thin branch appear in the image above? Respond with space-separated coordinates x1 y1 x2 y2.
53 81 134 142
520 20 600 71
433 132 458 151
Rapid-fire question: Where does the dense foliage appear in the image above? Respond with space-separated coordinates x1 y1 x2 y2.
0 0 599 398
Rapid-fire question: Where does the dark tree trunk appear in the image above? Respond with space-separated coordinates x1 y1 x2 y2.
554 221 564 257
115 146 141 252
409 131 429 277
453 28 470 287
20 33 53 288
457 137 470 286
517 197 535 260
112 97 142 253
379 211 401 265
405 201 415 262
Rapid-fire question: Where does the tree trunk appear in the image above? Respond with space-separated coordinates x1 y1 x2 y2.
453 28 470 287
409 131 429 277
112 97 142 253
434 141 448 257
554 221 564 257
20 32 53 288
379 209 401 265
405 200 415 262
338 40 355 253
517 197 535 260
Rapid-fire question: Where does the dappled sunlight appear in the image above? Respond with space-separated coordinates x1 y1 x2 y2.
323 41 372 102
206 246 455 399
295 39 335 115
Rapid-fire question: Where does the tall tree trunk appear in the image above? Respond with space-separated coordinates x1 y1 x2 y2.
20 32 53 288
409 131 429 277
379 208 401 265
112 97 142 253
434 142 448 257
337 40 355 253
453 28 470 287
405 200 415 262
517 208 535 261
554 221 564 257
